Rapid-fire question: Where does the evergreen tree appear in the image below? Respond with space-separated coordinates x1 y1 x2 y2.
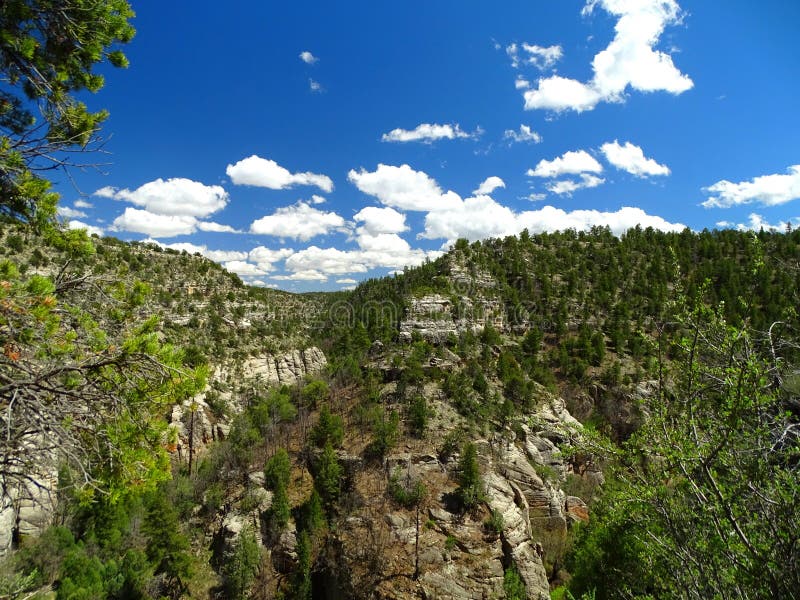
264 448 292 489
456 442 484 511
313 441 342 514
310 404 344 448
143 490 192 595
291 530 313 600
0 0 135 225
223 526 261 600
407 393 428 437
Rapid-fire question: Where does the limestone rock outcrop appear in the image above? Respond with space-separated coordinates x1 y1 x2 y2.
399 294 505 343
242 346 327 386
169 346 327 454
0 436 59 556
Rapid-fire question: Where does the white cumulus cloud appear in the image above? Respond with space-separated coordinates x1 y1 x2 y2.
353 206 408 235
473 176 506 196
112 208 199 238
226 155 333 193
95 178 229 218
223 260 270 277
272 270 329 282
299 50 318 64
420 194 683 246
702 165 800 208
67 220 103 237
503 125 542 144
516 205 685 236
142 240 249 263
197 221 239 233
601 140 670 177
348 163 462 212
523 0 693 112
381 123 478 143
58 205 87 219
528 150 603 178
422 195 519 243
250 201 347 240
249 246 295 271
277 229 438 278
546 174 606 196
720 213 799 232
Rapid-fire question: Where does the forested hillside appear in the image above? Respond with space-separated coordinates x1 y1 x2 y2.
2 220 798 599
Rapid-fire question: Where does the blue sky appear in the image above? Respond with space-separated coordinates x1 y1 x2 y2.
57 0 800 291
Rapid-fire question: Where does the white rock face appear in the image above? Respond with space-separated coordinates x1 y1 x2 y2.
170 346 328 454
242 346 327 386
0 497 17 555
484 443 551 600
0 435 59 556
399 294 505 343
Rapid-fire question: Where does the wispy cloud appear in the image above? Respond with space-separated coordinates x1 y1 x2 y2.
381 123 481 144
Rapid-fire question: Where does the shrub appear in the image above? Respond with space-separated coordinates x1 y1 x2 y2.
407 394 428 437
503 566 526 600
484 509 504 535
387 469 427 509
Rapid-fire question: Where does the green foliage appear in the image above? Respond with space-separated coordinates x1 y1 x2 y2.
313 441 342 514
456 442 484 511
366 408 400 458
301 378 329 408
222 525 261 600
296 489 326 535
13 480 195 600
56 549 111 600
480 323 502 346
387 469 427 509
0 567 40 599
567 300 800 599
0 0 135 225
407 393 429 437
270 482 291 531
503 565 526 600
310 405 344 448
265 448 292 489
483 509 504 535
227 413 261 474
438 429 464 463
250 388 297 438
142 489 192 594
443 369 483 419
15 525 76 586
0 255 206 502
291 530 313 600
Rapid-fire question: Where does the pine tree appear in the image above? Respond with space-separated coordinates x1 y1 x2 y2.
456 442 484 511
313 442 342 514
223 526 261 600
